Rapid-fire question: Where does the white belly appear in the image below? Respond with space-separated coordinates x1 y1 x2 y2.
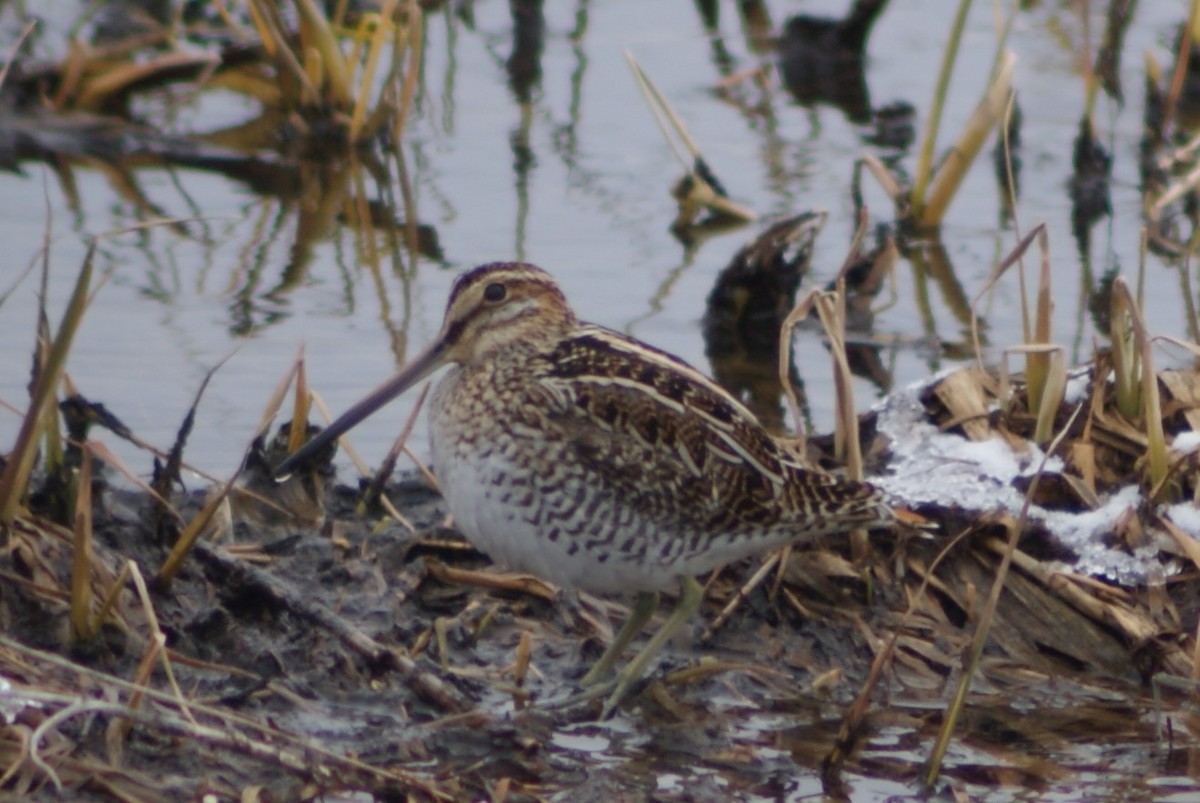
430 429 691 594
425 370 765 594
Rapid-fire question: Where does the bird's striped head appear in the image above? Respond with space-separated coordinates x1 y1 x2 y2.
273 262 576 478
439 262 578 364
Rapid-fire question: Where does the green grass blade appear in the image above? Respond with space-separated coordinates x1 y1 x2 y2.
0 242 96 527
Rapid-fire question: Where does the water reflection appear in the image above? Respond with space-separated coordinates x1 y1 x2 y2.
777 0 891 127
703 212 825 432
0 0 1194 465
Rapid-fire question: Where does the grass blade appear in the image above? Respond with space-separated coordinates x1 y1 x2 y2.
68 446 95 644
0 242 96 528
923 403 1083 789
911 0 974 217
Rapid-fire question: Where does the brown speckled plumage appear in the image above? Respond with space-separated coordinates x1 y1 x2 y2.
277 261 896 715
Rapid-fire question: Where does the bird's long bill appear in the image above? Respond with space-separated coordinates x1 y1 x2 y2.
273 338 450 479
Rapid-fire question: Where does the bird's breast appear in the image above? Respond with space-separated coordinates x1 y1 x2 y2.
426 367 687 593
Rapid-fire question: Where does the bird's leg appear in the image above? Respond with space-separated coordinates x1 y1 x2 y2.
599 575 703 718
580 591 658 687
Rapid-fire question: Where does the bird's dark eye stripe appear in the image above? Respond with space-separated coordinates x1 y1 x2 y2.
484 282 506 301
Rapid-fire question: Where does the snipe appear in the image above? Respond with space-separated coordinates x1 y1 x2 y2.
276 262 897 716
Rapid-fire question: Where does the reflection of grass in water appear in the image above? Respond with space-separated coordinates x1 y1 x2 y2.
242 0 425 146
37 0 424 152
2 0 436 353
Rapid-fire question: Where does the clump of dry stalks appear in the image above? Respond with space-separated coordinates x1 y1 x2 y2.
34 0 423 150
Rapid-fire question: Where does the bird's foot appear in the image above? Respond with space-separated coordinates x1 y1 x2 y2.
540 669 643 719
541 678 615 711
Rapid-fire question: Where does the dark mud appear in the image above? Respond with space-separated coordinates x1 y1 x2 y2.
3 437 1198 801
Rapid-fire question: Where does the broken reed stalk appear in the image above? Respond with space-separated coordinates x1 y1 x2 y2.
917 52 1016 229
1111 230 1151 420
157 348 313 588
1000 342 1068 445
811 289 869 561
112 561 198 751
910 0 973 220
781 269 868 559
292 0 354 108
1110 278 1139 419
969 222 1062 433
626 49 701 175
702 549 783 641
969 222 1044 371
155 476 238 589
286 347 310 456
778 300 811 451
0 242 96 531
359 380 430 523
150 356 230 539
37 317 65 488
922 403 1083 790
823 210 872 479
1114 277 1169 497
263 347 305 441
777 212 871 465
92 561 133 637
68 447 95 643
1033 348 1066 445
853 154 906 214
308 389 366 473
625 49 756 224
1025 225 1053 419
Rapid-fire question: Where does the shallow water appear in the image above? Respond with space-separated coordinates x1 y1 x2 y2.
0 0 1191 479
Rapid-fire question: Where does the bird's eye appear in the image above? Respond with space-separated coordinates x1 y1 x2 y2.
483 282 506 302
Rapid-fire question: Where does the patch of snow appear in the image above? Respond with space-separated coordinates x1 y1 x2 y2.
872 378 1174 585
1171 431 1200 455
1165 503 1200 539
873 383 1028 513
1063 368 1092 405
0 676 42 725
1039 486 1154 583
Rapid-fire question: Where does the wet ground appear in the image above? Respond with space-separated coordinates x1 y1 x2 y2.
6 362 1200 800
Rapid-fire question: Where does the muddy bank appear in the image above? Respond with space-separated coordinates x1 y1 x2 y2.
2 384 1197 800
